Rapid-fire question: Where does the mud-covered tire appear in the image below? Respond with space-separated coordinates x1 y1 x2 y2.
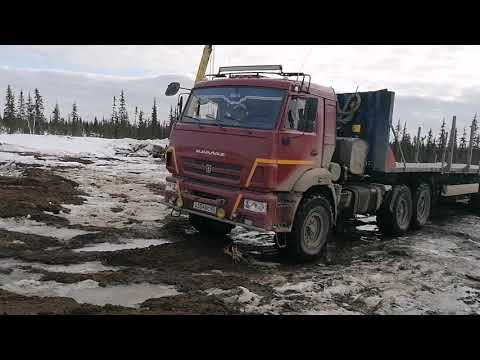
284 195 332 262
411 182 431 229
377 185 413 236
189 214 234 237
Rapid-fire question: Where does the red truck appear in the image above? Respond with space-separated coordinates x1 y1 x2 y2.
161 65 480 261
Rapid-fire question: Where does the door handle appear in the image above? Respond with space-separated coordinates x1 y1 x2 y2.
311 150 318 156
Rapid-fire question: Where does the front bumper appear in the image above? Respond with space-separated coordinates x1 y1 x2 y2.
161 176 298 232
159 199 268 232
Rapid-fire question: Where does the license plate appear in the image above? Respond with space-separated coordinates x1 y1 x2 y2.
193 201 217 215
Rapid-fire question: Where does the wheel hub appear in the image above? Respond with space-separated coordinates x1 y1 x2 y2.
396 196 409 227
417 191 429 221
303 212 322 249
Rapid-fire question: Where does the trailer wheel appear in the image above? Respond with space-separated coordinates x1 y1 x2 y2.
189 214 234 237
377 185 413 236
284 195 332 262
411 183 431 229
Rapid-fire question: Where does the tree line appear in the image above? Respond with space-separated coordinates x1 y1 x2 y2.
2 83 479 165
391 116 480 165
0 85 177 139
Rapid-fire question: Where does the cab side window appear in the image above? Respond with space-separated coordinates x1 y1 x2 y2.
285 97 318 132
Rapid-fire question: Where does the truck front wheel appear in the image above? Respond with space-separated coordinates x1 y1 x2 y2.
284 195 332 262
377 185 413 236
189 214 234 237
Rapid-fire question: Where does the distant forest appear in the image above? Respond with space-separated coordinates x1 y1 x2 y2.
2 85 479 165
0 85 176 139
390 116 480 165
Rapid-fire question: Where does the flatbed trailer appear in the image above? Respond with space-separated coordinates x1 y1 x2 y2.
389 163 479 174
162 65 480 262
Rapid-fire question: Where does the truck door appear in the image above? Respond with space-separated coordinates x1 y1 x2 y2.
275 95 323 189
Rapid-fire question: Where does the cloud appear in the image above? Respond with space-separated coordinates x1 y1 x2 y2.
1 45 479 137
0 66 192 121
394 93 479 135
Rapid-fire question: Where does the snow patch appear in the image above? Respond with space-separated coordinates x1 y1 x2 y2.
356 224 378 232
0 260 179 308
230 229 275 247
0 217 93 242
73 238 171 252
0 134 168 159
0 258 120 274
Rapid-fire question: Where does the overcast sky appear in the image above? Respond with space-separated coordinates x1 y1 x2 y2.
0 45 479 135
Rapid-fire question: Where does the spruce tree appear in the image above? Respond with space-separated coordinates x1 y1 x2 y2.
93 116 99 136
426 128 434 162
111 96 118 138
138 110 145 140
150 98 158 138
439 118 447 149
71 102 80 136
17 90 27 134
51 103 61 135
26 92 35 134
4 85 16 134
401 122 413 161
34 88 45 134
118 90 129 137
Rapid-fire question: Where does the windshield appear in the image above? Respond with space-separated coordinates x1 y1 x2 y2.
181 86 286 130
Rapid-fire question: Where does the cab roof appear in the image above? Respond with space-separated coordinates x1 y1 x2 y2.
194 76 337 101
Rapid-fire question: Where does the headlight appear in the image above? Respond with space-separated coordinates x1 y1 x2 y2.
165 181 177 192
243 199 267 214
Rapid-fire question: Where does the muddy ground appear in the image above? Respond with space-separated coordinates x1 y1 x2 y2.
1 150 480 315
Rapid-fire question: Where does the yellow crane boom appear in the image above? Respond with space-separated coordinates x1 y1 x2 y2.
195 45 213 84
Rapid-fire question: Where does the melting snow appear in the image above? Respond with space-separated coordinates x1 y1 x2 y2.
0 218 93 242
0 257 179 308
73 238 171 252
0 258 120 274
0 134 168 159
356 224 378 232
1 277 180 308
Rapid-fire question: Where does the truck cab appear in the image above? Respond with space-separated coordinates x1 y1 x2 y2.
163 67 338 240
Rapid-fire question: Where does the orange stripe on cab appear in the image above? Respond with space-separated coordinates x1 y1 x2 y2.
245 158 314 188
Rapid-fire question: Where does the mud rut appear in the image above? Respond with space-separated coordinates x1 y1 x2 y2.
1 154 480 315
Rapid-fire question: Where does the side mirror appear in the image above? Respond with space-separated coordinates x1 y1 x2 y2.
165 82 180 96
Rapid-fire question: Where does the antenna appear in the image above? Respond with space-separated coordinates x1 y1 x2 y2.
299 46 313 73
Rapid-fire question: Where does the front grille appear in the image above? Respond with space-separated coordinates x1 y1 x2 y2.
192 190 218 200
182 157 242 184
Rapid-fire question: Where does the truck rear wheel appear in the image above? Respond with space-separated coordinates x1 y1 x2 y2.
284 195 332 262
189 214 234 237
377 185 413 236
411 183 431 229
